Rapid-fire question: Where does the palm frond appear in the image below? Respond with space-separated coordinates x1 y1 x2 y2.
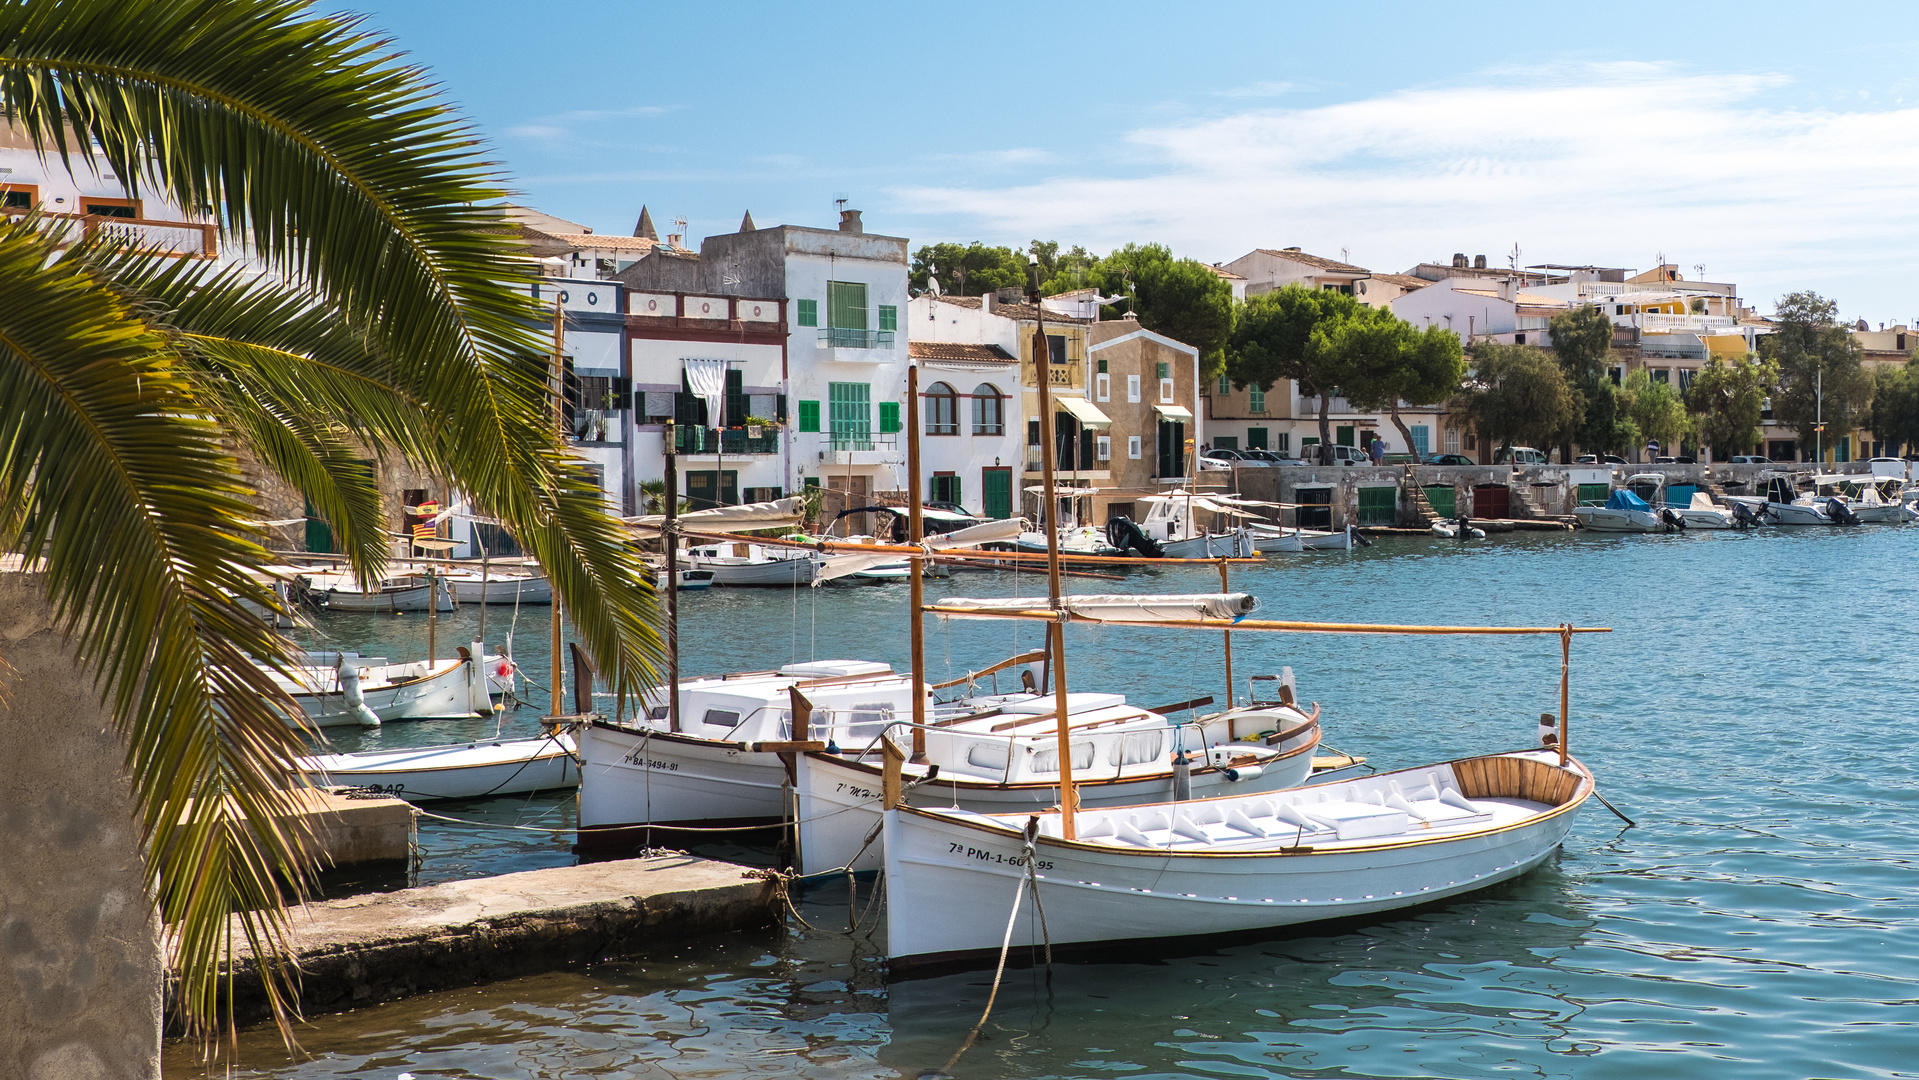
0 217 318 1037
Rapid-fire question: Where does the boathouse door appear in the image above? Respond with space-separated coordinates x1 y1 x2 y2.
1471 484 1510 519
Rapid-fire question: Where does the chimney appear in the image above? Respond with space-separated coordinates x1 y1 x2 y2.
1473 254 1487 270
981 292 992 314
838 209 863 234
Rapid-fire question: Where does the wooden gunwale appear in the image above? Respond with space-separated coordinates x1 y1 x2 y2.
922 608 1614 637
893 752 1593 858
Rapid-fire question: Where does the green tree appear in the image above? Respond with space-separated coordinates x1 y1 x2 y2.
910 241 1027 296
1451 343 1579 458
1334 310 1466 452
1685 353 1777 458
1093 243 1235 378
1759 291 1873 459
1031 239 1098 293
0 0 663 1040
1547 303 1617 460
1227 285 1362 448
1619 369 1692 455
1867 360 1919 456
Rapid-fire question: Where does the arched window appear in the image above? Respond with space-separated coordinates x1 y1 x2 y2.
925 381 958 435
972 383 1004 435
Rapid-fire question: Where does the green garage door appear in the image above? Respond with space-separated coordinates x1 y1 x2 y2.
1357 486 1397 526
1576 483 1609 507
1424 485 1457 518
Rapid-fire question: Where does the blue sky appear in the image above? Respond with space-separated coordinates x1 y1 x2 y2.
360 1 1919 322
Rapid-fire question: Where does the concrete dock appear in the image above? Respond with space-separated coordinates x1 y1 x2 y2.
202 855 779 1026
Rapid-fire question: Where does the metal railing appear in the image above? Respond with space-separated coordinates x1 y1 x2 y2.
825 431 897 453
818 328 896 349
675 426 781 455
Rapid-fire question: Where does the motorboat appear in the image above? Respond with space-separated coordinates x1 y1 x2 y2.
882 747 1593 967
296 731 578 800
1109 491 1256 558
1807 474 1903 523
433 566 553 605
295 570 454 612
683 539 821 586
1621 474 1733 529
1009 525 1118 557
1745 475 1833 525
1572 488 1667 532
264 642 516 727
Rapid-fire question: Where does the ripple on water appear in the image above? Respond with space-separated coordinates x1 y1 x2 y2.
171 529 1919 1079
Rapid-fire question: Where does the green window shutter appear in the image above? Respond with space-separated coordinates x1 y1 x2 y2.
829 383 872 446
796 299 818 327
1249 385 1265 413
878 401 902 433
827 281 867 329
1156 361 1171 380
1219 374 1231 395
1336 425 1355 447
878 305 898 332
797 400 821 432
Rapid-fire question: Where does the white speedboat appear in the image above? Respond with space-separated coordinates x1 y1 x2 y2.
1807 474 1902 523
1670 491 1735 529
297 732 578 800
1755 475 1832 525
297 571 454 612
882 747 1593 967
1010 525 1119 556
1110 492 1256 558
265 643 514 727
683 539 821 586
1573 488 1666 532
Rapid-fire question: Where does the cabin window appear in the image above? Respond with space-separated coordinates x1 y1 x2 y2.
1109 730 1164 767
844 701 895 740
1030 740 1096 774
967 741 1011 771
648 705 668 721
701 708 741 731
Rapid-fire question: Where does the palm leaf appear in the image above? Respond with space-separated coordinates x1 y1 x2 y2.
0 217 318 1037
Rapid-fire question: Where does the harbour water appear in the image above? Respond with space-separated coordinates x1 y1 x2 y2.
171 528 1919 1078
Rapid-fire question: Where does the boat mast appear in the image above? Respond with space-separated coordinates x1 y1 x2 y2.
1029 256 1077 838
1217 557 1233 708
907 364 928 762
550 294 565 717
665 421 681 733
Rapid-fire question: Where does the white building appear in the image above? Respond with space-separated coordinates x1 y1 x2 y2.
617 208 912 510
906 295 1029 518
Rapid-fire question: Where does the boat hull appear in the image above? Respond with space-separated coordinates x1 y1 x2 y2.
576 723 791 846
309 579 454 612
1766 503 1831 525
446 574 552 604
883 750 1591 966
795 720 1320 876
299 734 578 800
1160 530 1254 558
1572 507 1663 532
1253 527 1352 552
702 557 818 587
280 654 510 727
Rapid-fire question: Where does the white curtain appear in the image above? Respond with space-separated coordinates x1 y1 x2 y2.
683 358 728 427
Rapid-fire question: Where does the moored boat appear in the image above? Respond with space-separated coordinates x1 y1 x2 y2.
297 732 578 800
296 571 454 611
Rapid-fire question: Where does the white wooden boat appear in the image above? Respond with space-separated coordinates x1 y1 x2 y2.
684 540 820 586
266 643 515 727
1252 523 1358 551
1131 493 1257 558
297 571 454 611
882 747 1593 966
297 732 578 800
436 568 553 604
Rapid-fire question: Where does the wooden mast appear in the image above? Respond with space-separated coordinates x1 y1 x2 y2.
1030 256 1077 839
1217 558 1233 708
549 294 565 717
665 421 681 733
907 364 928 761
1559 623 1571 766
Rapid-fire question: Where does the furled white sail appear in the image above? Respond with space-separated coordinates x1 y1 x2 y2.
931 592 1259 623
627 496 805 533
815 517 1029 582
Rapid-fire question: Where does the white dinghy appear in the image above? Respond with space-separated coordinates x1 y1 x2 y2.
265 642 515 727
296 570 454 611
298 731 578 800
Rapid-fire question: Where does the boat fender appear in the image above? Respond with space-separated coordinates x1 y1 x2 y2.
338 663 380 727
1171 753 1192 801
1223 764 1264 782
824 740 842 756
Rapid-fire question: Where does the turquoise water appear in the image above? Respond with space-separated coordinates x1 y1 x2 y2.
171 528 1919 1078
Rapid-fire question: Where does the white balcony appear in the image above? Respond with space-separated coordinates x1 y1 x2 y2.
814 328 898 363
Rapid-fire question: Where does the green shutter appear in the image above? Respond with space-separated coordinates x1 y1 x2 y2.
1576 483 1609 506
829 383 872 447
878 401 901 433
1336 425 1355 447
1156 361 1171 380
797 400 821 432
827 281 867 329
1218 374 1231 394
982 468 1012 519
1249 385 1265 413
796 299 818 327
878 305 898 332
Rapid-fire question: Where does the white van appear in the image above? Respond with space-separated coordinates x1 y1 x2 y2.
1493 446 1549 466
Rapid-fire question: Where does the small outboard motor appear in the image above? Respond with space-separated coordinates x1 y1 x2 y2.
1660 508 1687 531
1730 501 1761 529
1105 516 1165 557
1826 498 1862 526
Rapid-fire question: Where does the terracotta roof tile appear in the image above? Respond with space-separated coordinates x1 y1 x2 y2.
1257 248 1367 274
909 342 1018 363
932 294 1090 324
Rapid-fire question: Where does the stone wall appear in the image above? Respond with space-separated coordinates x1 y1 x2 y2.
0 570 161 1080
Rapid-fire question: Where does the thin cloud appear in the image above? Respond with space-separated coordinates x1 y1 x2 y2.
891 62 1919 315
1215 80 1298 99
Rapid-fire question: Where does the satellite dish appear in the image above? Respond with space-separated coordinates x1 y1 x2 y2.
927 275 942 297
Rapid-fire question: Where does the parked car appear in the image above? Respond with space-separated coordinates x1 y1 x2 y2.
1197 453 1234 472
1493 446 1549 466
1200 447 1269 468
1382 452 1421 465
1424 453 1475 466
1652 455 1697 464
1238 449 1288 465
1573 454 1627 465
1315 444 1370 466
1726 455 1769 464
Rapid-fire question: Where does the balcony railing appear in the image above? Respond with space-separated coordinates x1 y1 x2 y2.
825 431 898 453
675 425 781 455
818 328 896 349
4 208 218 258
1638 313 1736 331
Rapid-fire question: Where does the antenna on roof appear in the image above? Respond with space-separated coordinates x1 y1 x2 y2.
1509 243 1521 271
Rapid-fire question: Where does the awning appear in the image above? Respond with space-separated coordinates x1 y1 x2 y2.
1155 404 1194 421
1057 397 1112 428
